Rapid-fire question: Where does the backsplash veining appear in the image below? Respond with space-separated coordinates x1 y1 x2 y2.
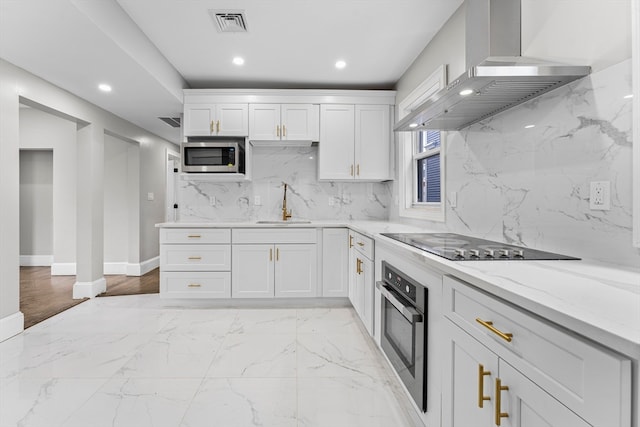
178 147 391 222
395 59 638 267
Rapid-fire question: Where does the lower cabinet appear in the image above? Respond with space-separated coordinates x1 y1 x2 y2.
348 230 374 335
231 229 318 298
442 276 631 427
321 228 349 297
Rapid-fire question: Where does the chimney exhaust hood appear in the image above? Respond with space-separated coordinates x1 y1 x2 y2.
394 0 591 132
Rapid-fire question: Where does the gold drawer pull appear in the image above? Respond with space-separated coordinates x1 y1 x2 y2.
187 234 201 238
476 318 513 342
349 235 354 248
188 256 202 260
188 283 202 288
478 364 491 408
357 242 365 247
356 258 363 275
495 378 509 425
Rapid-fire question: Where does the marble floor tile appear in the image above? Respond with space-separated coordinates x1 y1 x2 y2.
207 333 296 378
0 295 423 427
0 377 107 427
181 378 297 427
61 378 201 427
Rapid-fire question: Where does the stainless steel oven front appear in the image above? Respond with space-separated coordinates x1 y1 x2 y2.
376 261 427 412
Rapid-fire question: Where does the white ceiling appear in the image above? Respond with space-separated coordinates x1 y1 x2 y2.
0 0 462 142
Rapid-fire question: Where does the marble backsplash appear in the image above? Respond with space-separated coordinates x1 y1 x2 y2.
178 146 392 222
394 59 638 267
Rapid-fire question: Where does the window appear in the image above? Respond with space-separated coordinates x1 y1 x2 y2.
398 66 446 221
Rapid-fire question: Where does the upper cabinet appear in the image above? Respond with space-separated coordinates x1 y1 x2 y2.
249 104 319 142
183 104 248 137
319 104 391 181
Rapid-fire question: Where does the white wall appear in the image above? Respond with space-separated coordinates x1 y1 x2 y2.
104 135 131 265
19 107 77 270
19 150 53 259
0 58 177 339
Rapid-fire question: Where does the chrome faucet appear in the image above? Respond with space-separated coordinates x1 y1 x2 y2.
282 183 292 221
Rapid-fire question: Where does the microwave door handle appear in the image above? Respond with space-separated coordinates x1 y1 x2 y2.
376 281 423 323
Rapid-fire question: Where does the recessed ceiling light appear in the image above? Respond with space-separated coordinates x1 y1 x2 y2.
98 83 112 92
524 124 535 129
335 60 346 69
459 89 473 96
623 94 633 99
232 57 245 66
409 123 419 128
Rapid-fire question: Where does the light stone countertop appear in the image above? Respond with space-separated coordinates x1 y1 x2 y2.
157 220 640 359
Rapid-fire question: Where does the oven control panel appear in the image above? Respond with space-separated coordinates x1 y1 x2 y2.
382 261 417 303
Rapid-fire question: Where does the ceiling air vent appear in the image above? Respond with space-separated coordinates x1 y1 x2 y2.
210 10 248 33
158 117 181 128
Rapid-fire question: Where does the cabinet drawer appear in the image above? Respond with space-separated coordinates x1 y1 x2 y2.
160 228 231 244
160 245 231 271
161 271 231 298
352 231 373 260
443 276 631 427
232 228 316 244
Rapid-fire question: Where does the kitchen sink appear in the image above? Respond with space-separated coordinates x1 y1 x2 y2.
256 220 312 224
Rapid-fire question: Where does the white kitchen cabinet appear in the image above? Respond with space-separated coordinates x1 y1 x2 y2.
249 104 318 142
183 103 248 136
348 230 375 335
231 229 317 298
442 276 631 427
319 104 391 181
159 228 232 298
321 228 349 297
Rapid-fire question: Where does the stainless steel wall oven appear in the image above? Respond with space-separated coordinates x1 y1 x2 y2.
376 261 428 412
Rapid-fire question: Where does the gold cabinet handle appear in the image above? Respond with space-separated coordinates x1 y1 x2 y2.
476 318 513 342
495 378 509 426
349 235 354 248
216 120 220 133
356 258 363 275
350 165 354 176
276 125 280 137
478 364 491 408
356 164 360 176
282 124 286 137
210 120 214 134
276 248 280 261
357 242 365 247
269 248 273 261
188 283 202 288
187 234 201 238
188 256 202 260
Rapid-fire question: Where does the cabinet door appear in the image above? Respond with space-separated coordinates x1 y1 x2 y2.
360 256 374 335
249 104 280 140
319 104 355 180
499 361 591 427
184 105 214 136
232 244 274 298
274 244 317 298
216 104 248 136
442 320 498 427
281 104 315 140
321 228 349 297
355 105 390 181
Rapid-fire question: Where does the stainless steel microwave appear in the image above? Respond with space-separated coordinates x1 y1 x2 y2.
181 141 245 173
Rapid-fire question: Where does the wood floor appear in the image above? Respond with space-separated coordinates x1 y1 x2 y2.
19 267 159 329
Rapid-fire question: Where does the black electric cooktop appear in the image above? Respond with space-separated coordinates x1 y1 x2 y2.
381 233 580 261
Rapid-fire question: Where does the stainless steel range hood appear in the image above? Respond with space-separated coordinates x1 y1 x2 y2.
394 0 591 132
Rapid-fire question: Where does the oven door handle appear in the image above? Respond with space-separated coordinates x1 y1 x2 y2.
376 281 423 323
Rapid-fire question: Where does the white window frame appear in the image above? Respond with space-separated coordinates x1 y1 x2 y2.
398 65 447 221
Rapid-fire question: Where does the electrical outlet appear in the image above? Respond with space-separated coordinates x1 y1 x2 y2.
254 196 261 206
328 196 335 206
209 196 216 206
147 192 154 201
589 181 610 210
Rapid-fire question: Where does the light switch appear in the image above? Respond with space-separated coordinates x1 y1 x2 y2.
254 196 261 206
147 192 154 201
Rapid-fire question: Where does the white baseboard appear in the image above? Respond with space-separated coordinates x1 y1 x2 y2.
51 262 76 276
73 277 107 299
104 262 127 275
20 255 53 267
140 256 159 276
0 311 24 342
